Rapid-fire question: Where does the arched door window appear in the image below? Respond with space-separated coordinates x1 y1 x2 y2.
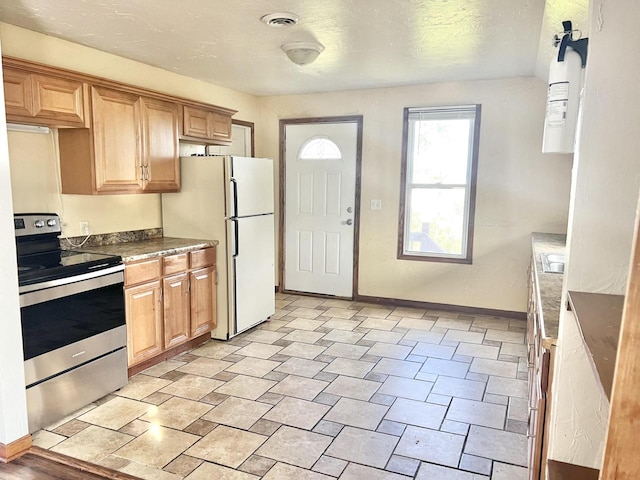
298 136 342 160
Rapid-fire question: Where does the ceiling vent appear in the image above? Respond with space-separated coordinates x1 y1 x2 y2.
261 13 299 27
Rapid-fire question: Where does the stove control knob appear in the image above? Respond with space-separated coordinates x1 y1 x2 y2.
34 220 45 228
47 219 57 227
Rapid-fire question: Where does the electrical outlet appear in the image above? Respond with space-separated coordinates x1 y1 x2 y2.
80 221 90 236
370 199 382 210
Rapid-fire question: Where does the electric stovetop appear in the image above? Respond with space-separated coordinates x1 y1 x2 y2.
18 250 123 287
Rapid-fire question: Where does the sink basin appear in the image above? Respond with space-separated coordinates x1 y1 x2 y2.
540 252 565 274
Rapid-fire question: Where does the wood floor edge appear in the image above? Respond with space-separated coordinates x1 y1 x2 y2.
29 446 141 480
0 434 31 463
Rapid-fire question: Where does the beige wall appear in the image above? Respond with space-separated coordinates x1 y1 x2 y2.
258 77 572 312
1 23 260 237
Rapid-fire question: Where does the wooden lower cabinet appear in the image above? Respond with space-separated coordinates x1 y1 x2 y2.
125 281 163 366
190 266 217 337
124 247 217 368
163 273 190 349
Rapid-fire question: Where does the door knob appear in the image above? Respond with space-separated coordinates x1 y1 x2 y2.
345 219 353 225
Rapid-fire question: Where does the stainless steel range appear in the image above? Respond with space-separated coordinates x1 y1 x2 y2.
15 213 128 433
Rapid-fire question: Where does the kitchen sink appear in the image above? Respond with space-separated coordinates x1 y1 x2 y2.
540 252 565 274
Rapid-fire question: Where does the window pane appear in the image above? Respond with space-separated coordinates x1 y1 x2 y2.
299 137 342 160
406 188 466 255
400 104 480 262
410 118 471 184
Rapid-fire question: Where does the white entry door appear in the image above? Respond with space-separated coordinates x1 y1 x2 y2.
284 122 358 297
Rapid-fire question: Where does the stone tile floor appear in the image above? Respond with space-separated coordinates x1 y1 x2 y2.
33 294 530 480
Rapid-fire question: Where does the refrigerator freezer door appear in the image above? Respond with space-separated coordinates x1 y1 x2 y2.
229 214 275 334
230 157 274 217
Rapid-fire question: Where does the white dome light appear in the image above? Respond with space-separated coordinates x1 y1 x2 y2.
281 41 325 66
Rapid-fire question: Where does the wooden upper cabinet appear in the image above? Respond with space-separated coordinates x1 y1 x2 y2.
91 86 144 193
58 87 180 194
3 68 33 118
2 66 87 127
32 74 86 125
3 57 237 194
209 111 232 141
141 97 180 192
182 105 232 144
183 105 209 139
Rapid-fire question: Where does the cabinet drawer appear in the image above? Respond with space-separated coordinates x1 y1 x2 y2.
163 253 188 276
125 258 161 286
190 247 216 269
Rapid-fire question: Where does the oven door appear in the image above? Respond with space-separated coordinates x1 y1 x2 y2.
20 265 125 387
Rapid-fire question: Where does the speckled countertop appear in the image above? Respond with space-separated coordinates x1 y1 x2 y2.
531 232 566 347
79 237 218 263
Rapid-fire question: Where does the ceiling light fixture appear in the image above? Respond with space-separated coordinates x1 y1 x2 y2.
281 41 325 66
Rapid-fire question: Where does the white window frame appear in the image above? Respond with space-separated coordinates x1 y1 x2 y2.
398 104 481 263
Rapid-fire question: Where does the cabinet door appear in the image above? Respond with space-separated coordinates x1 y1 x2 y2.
32 74 86 125
141 97 180 192
3 68 33 118
183 105 209 139
163 273 190 349
189 266 217 337
125 281 163 366
209 111 232 143
91 86 144 193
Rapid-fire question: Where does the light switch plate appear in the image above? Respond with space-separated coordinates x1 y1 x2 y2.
370 199 382 210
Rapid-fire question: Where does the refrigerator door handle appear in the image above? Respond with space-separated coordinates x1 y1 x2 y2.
230 177 238 218
232 218 240 258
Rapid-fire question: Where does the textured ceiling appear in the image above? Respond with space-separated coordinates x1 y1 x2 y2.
0 0 548 96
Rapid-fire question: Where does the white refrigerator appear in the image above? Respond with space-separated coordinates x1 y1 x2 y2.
161 155 275 339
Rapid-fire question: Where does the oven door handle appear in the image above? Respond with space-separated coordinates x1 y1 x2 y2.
20 268 124 308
